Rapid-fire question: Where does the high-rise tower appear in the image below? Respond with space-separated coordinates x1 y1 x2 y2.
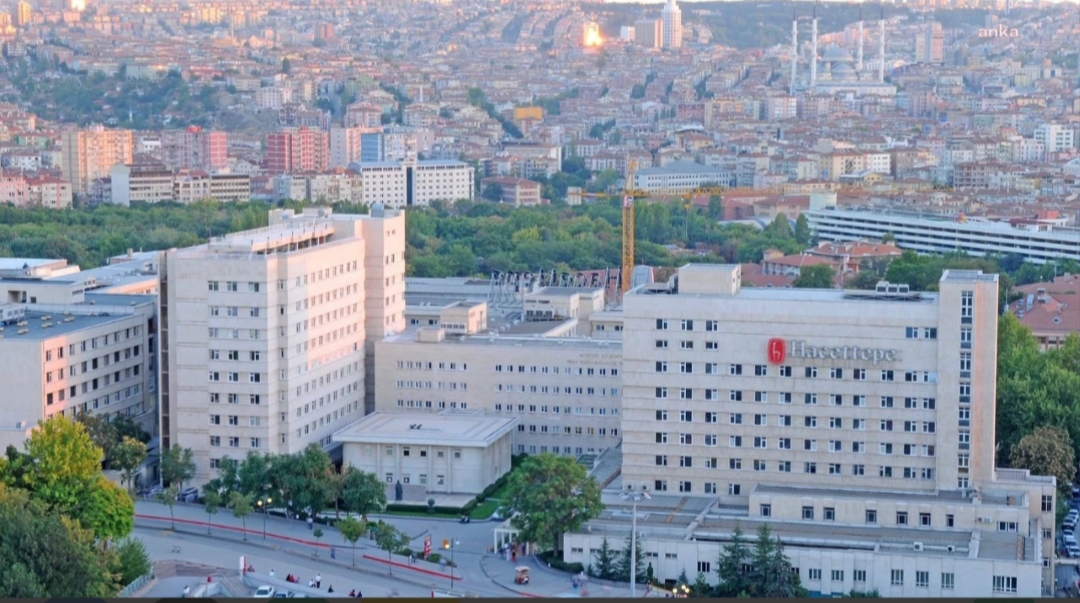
661 0 682 49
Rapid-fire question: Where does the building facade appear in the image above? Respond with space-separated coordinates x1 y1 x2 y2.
161 127 228 173
158 206 406 485
61 126 133 195
661 0 682 49
565 264 1055 597
266 127 330 175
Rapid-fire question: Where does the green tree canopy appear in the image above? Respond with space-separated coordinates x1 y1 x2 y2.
1010 426 1076 495
793 264 834 288
19 415 103 514
504 452 603 555
160 445 196 491
342 467 387 519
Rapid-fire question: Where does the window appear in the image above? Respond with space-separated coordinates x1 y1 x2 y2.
730 413 743 425
754 364 767 376
779 365 792 377
654 480 668 492
881 370 894 381
680 319 694 331
656 319 668 330
655 455 668 466
919 513 931 527
916 571 929 588
946 514 954 527
697 561 711 574
754 414 766 426
655 361 668 373
728 484 741 495
655 432 668 444
891 570 904 586
854 570 866 582
829 367 843 379
656 388 668 400
680 340 693 350
804 462 817 474
705 320 717 331
802 506 814 520
831 570 844 582
778 438 791 450
941 573 954 590
704 483 717 494
823 507 835 521
655 339 668 349
680 410 693 422
729 458 742 470
992 576 1017 593
805 366 817 378
729 435 742 447
679 433 693 445
679 456 692 468
895 511 908 525
760 504 772 517
998 521 1018 532
865 509 877 524
678 481 693 493
729 363 742 375
803 439 817 451
705 412 718 423
1042 495 1053 513
809 569 822 581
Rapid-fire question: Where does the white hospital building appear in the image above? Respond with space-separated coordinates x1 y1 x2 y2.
562 264 1056 598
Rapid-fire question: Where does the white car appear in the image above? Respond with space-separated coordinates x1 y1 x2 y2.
254 586 276 598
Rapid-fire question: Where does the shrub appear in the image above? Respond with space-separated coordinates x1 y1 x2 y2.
384 503 464 515
113 538 152 585
427 552 442 564
396 547 413 557
538 550 584 574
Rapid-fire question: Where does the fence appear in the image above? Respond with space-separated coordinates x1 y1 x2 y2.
118 571 155 598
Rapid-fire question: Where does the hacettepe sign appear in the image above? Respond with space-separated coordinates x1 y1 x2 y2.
767 339 899 365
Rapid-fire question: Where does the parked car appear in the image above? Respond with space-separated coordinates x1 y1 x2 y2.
179 487 199 503
272 591 293 598
254 586 276 598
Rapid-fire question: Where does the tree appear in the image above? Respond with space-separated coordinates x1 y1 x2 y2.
1010 426 1076 496
750 525 803 598
76 476 134 542
793 264 834 289
707 195 723 220
203 491 222 535
205 456 239 498
228 491 253 541
21 414 103 513
482 183 504 202
160 445 196 492
881 231 896 243
313 527 324 557
716 525 750 597
794 214 811 245
373 520 408 575
111 436 147 491
336 516 365 566
614 533 644 583
0 485 119 597
76 412 119 464
112 537 152 586
341 468 387 520
692 572 712 597
591 536 617 580
157 485 179 530
766 213 793 239
504 453 603 555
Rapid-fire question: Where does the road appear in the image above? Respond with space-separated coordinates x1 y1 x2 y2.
135 525 431 598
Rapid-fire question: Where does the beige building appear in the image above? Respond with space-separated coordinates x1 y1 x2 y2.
158 206 406 485
0 258 157 449
61 126 133 195
374 284 623 458
335 412 516 497
562 265 1056 596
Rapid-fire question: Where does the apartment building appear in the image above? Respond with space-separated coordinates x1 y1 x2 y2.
158 206 406 484
1033 124 1074 155
161 127 228 172
266 127 330 175
634 161 735 194
109 164 251 205
0 258 157 448
564 264 1055 597
60 126 133 195
374 286 622 457
806 208 1080 264
329 126 369 169
349 159 474 208
273 170 363 204
479 177 542 206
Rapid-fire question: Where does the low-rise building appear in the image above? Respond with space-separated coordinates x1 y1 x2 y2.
480 177 542 206
334 412 516 497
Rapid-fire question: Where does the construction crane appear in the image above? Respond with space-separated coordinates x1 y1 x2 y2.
621 161 637 294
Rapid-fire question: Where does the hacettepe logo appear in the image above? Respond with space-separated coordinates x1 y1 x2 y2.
767 338 786 365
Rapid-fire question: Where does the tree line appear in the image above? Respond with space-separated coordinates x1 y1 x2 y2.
0 415 149 597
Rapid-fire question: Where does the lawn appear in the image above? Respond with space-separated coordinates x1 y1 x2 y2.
469 499 502 520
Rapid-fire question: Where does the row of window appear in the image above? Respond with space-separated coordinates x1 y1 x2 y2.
48 345 142 383
654 390 940 410
496 384 619 397
654 318 943 345
43 326 142 363
493 364 618 377
395 399 468 410
47 382 143 411
518 424 618 437
653 420 937 443
653 361 934 384
394 360 467 371
651 461 934 483
396 380 469 391
498 404 618 416
48 363 143 405
656 441 936 463
209 371 263 383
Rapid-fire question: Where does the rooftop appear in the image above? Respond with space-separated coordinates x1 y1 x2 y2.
332 412 518 447
0 307 142 342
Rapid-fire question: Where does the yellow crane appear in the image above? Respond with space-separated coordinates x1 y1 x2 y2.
621 161 637 294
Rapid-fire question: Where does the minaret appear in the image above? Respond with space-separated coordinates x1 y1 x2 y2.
857 3 865 72
791 7 798 95
878 3 886 83
810 3 818 89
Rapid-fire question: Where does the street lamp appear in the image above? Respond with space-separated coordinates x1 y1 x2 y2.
620 491 650 598
256 496 273 541
442 538 459 589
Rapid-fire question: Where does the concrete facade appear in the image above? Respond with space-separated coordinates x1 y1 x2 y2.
335 412 516 495
158 206 406 485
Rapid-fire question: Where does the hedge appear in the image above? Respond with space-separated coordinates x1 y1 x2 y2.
384 503 465 515
538 551 584 574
